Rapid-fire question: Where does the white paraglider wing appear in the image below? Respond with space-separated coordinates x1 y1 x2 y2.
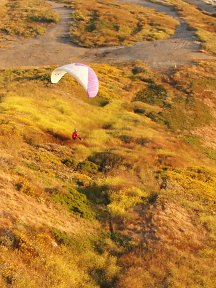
51 63 99 98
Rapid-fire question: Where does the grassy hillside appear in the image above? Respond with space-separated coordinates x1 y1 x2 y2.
0 0 59 44
0 61 216 287
55 0 178 47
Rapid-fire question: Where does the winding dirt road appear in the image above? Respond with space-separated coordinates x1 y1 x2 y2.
0 0 215 69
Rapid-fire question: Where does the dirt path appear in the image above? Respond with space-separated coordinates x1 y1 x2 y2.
0 0 215 69
85 0 215 68
185 0 216 14
0 1 87 68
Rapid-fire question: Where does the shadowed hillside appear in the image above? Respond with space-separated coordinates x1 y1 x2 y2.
0 61 216 287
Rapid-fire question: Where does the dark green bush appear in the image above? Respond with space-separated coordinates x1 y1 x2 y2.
52 187 95 219
133 107 146 114
113 23 120 31
111 232 134 250
0 230 20 250
61 158 77 169
85 10 99 32
146 111 162 123
136 137 150 146
102 122 114 130
89 152 124 172
51 228 73 246
131 21 144 35
134 82 169 107
131 66 145 75
80 183 110 205
119 135 134 144
15 180 34 196
77 160 99 174
44 187 60 194
85 22 97 32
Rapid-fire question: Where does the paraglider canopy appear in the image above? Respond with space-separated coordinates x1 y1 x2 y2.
51 63 99 98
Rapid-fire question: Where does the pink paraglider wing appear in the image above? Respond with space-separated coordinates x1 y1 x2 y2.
74 63 99 98
87 66 99 98
52 63 99 98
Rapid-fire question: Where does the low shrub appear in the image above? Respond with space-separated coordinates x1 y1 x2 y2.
89 151 124 172
118 135 134 144
86 96 110 107
108 187 149 217
205 149 216 161
102 122 114 130
136 137 151 146
111 232 134 250
134 82 169 107
77 160 99 174
15 179 35 196
145 111 168 125
51 228 73 246
27 13 59 24
133 107 146 114
184 135 201 146
131 66 146 75
52 187 95 219
0 230 21 250
61 158 77 169
80 183 110 205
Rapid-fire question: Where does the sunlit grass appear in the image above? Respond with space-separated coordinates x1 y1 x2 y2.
56 0 178 47
0 62 216 287
0 0 59 43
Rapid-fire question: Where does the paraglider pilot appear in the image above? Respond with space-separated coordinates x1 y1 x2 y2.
72 129 81 140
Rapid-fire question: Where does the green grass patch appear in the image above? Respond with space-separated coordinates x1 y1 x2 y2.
205 148 216 161
52 187 95 219
134 82 170 108
184 135 201 146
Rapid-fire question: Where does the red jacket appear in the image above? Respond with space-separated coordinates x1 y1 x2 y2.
72 131 80 139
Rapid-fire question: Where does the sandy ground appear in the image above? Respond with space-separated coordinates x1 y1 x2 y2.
0 0 215 69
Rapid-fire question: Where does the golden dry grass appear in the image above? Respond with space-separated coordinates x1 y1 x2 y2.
0 0 59 44
61 0 178 47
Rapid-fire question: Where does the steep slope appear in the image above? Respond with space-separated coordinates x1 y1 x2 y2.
0 62 216 287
